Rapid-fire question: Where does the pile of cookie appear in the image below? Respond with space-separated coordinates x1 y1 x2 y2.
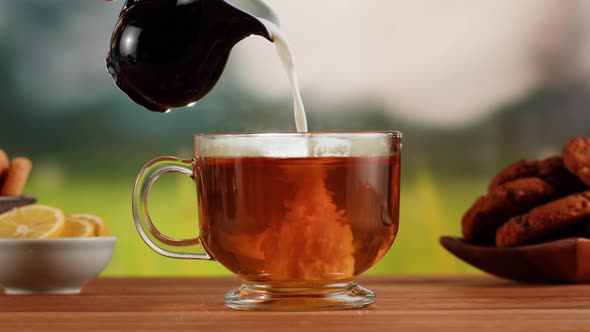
462 136 590 248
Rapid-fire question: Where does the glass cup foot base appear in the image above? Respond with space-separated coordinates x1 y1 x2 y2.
224 281 375 311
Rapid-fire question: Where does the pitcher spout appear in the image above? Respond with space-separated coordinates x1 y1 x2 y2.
106 0 278 113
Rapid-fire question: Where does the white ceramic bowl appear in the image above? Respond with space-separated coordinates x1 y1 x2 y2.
0 237 116 294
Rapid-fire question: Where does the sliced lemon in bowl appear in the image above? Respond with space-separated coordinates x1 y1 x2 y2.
69 213 109 236
0 204 65 238
60 216 95 238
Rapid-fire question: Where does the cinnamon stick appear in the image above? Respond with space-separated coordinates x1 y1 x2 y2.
0 157 32 196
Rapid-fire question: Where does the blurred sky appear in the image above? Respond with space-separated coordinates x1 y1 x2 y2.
0 2 116 107
1 0 590 127
235 0 590 126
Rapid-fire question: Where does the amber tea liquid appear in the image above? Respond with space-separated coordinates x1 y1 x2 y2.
197 155 400 285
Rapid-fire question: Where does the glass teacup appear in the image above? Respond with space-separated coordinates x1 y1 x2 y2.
132 132 402 310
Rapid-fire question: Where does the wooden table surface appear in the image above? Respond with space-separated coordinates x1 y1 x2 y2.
2 276 590 331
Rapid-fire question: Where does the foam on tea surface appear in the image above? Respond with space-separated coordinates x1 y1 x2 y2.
197 134 395 158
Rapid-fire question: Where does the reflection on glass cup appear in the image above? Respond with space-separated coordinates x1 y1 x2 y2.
132 132 402 310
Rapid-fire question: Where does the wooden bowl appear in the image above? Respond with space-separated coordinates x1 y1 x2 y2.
440 236 590 283
0 196 37 214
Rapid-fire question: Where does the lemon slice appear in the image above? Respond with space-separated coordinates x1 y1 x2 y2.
60 216 94 238
0 205 65 238
69 213 109 236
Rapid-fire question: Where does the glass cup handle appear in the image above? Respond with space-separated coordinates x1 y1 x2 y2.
132 156 212 260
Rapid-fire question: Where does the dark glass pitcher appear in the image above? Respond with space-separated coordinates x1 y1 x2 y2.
106 0 278 113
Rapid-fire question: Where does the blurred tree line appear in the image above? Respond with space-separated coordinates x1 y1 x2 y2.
1 1 589 179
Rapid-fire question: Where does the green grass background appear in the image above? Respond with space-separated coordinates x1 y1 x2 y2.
26 166 483 277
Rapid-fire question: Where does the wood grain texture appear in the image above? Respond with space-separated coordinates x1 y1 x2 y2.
3 276 590 331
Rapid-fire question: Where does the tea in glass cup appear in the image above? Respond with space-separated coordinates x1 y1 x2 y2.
132 132 401 310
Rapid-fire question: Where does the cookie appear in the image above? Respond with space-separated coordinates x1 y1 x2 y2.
563 136 590 187
495 191 590 248
462 177 559 245
489 157 566 191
